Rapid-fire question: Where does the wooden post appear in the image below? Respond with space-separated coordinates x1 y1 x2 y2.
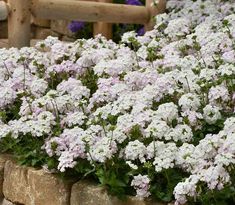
145 0 166 31
8 0 31 48
93 0 112 39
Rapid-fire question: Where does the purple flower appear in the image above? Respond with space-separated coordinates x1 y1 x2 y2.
125 0 142 6
137 27 145 36
68 21 85 33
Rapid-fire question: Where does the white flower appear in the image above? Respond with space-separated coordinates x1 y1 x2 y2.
89 137 117 163
131 174 151 198
147 141 177 172
30 78 48 97
124 140 146 163
203 105 221 124
174 175 200 205
126 161 138 170
165 18 191 40
223 117 235 135
62 111 87 127
222 50 235 63
179 93 201 112
200 165 230 190
0 123 11 139
165 124 193 142
0 86 17 108
145 119 170 139
121 31 137 44
155 102 179 123
208 85 230 106
218 63 235 76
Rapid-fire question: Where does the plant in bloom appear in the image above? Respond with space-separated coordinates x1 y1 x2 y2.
68 21 85 33
125 0 142 6
0 0 235 204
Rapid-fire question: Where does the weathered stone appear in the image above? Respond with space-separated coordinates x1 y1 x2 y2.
112 197 150 205
51 20 73 36
3 160 29 204
30 39 42 47
0 39 43 49
71 181 113 205
114 196 166 205
27 168 72 205
71 181 166 205
120 197 165 205
61 36 75 42
0 159 5 198
1 198 15 205
3 159 73 205
0 155 13 199
0 39 8 48
2 160 171 205
35 27 60 39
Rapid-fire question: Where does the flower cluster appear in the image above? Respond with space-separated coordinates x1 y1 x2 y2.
0 0 235 204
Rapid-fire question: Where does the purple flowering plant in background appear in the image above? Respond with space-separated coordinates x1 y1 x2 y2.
137 27 145 36
68 21 85 33
125 0 142 6
125 0 145 36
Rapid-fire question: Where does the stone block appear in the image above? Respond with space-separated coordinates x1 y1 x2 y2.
1 198 15 205
71 181 112 205
71 180 166 205
2 159 172 205
61 36 75 42
3 160 29 204
3 160 72 205
51 20 73 36
27 168 72 205
0 155 13 199
35 27 60 40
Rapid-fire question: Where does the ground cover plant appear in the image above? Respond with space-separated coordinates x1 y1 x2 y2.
0 0 235 204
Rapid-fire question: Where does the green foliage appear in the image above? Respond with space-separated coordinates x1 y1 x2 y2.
0 133 48 167
81 68 98 95
95 160 132 198
188 184 235 205
150 168 187 202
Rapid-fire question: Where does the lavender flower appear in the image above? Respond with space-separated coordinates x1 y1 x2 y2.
137 27 145 36
131 174 151 198
68 21 85 33
125 0 142 6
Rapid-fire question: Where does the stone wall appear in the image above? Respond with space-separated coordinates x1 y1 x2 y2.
0 19 75 41
0 155 172 205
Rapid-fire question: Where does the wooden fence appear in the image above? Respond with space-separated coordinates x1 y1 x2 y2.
0 0 166 48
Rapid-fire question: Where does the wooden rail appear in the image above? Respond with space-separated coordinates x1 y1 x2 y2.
31 0 149 24
0 0 166 48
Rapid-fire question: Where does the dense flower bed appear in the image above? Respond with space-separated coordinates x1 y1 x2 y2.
0 0 235 204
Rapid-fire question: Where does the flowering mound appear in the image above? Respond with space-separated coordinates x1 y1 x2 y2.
0 0 235 204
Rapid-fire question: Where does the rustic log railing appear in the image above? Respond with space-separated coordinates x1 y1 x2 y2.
0 0 166 48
